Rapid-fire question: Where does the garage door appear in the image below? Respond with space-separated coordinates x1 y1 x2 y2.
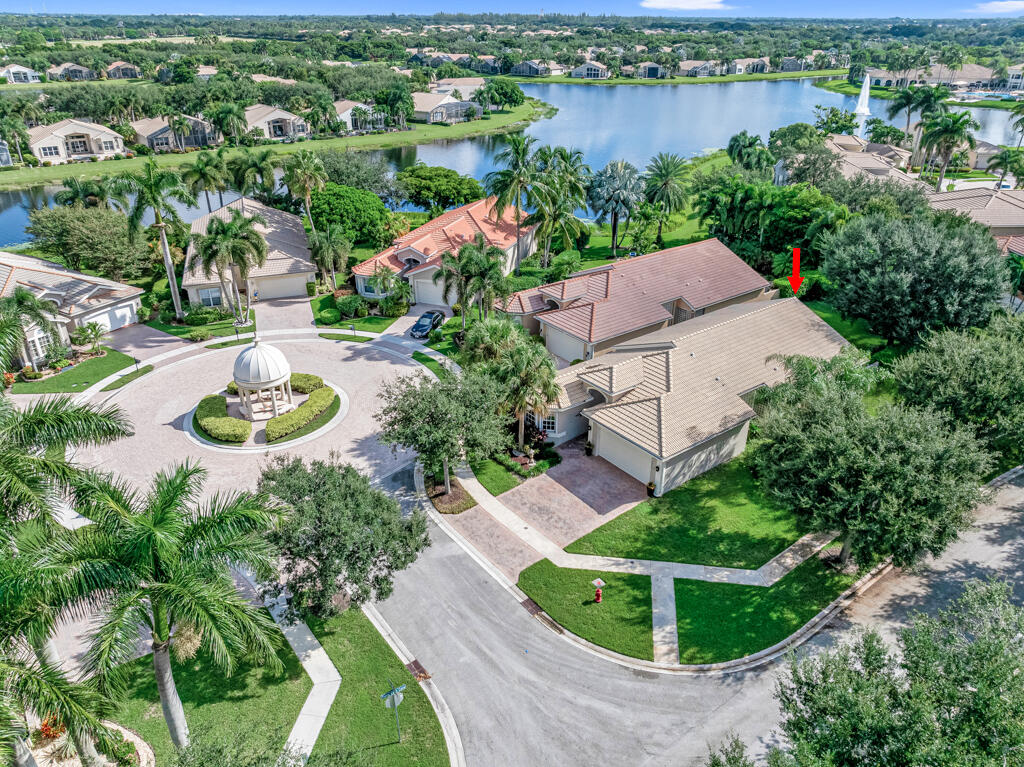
413 276 448 306
595 425 653 485
89 302 137 332
255 274 310 300
544 325 585 363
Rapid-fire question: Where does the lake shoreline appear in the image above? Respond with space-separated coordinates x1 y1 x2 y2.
814 77 1021 111
510 69 847 87
0 98 555 191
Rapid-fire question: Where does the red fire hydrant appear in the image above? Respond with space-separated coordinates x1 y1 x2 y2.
595 587 603 603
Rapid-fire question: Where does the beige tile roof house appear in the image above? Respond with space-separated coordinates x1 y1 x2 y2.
333 99 374 130
28 119 125 164
431 76 485 99
545 299 846 494
354 197 536 307
927 188 1024 236
243 104 307 140
0 251 143 368
46 62 95 81
196 65 219 80
501 239 772 364
182 198 316 305
130 114 221 150
106 61 141 79
250 73 298 85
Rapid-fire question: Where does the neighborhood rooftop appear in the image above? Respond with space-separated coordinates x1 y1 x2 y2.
502 238 770 343
927 187 1024 230
554 298 846 459
0 250 142 317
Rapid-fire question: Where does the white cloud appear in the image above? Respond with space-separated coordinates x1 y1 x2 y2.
970 0 1024 11
640 0 733 9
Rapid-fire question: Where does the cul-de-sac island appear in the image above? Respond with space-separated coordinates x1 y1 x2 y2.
0 9 1023 767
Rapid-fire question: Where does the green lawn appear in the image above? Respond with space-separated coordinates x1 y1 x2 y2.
100 364 153 391
12 347 135 393
207 338 252 349
517 559 654 660
510 69 846 86
470 458 522 495
674 552 858 664
425 315 472 359
0 100 551 190
319 333 371 342
411 351 450 379
267 392 341 444
803 300 888 353
147 310 255 339
566 458 804 569
114 644 312 766
311 294 402 332
308 609 449 767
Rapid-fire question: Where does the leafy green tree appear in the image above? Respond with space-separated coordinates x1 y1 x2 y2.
587 160 645 257
191 210 268 321
66 462 284 751
316 150 404 207
282 150 328 232
768 122 822 160
308 182 389 246
485 134 538 272
486 77 525 109
460 316 528 368
921 110 979 191
818 174 929 218
118 158 196 321
754 354 991 567
819 213 1006 344
865 118 908 146
396 164 484 217
376 371 509 494
27 205 150 281
260 455 428 620
893 312 1024 465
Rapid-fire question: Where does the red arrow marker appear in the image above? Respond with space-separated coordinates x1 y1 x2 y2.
787 247 804 294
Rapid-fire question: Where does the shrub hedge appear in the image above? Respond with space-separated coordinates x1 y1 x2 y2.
318 308 341 325
289 373 324 394
336 294 367 318
195 395 251 443
772 269 830 301
266 387 336 442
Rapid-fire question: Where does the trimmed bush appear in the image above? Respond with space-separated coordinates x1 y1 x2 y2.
195 395 251 443
306 280 317 297
318 308 341 325
336 294 367 318
772 270 830 301
266 387 336 442
188 328 212 342
290 372 324 394
226 381 238 395
504 275 543 293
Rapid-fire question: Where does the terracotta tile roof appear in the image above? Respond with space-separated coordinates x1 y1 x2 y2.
502 239 770 343
927 188 1024 229
553 299 847 458
0 251 142 317
353 197 531 277
182 198 314 287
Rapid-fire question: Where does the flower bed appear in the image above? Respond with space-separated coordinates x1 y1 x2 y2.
266 387 337 442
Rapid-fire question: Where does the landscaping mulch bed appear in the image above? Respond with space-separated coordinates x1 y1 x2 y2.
427 476 475 514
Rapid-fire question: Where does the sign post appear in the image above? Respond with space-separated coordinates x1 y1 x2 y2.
592 577 606 604
380 679 407 743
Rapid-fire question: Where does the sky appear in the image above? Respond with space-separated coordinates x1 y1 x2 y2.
20 0 1024 20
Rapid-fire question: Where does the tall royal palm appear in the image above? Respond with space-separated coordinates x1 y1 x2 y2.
886 86 918 135
587 160 645 257
181 151 226 213
463 233 507 319
485 134 538 274
644 152 689 245
282 150 327 232
433 244 479 329
308 225 351 289
496 340 559 450
229 147 276 214
191 210 268 322
69 462 283 751
119 159 197 321
921 110 979 191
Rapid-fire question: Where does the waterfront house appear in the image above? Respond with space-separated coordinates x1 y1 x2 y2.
779 57 809 72
353 197 535 306
677 60 717 77
243 104 307 140
182 199 316 304
729 57 769 74
431 76 485 99
0 251 143 369
106 61 141 79
866 63 995 89
544 299 844 494
333 99 374 130
0 64 41 84
46 63 95 81
411 92 482 124
635 61 667 79
510 59 564 77
196 65 219 80
130 115 221 150
570 61 609 79
28 119 124 164
472 55 501 74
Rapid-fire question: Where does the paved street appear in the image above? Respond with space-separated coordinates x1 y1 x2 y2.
375 474 1024 766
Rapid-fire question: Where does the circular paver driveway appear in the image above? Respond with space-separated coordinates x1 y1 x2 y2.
77 339 418 494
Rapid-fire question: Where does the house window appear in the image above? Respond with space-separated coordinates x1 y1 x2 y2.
153 137 170 147
40 146 60 157
528 412 556 432
198 287 222 307
68 139 88 154
27 334 51 360
102 140 115 151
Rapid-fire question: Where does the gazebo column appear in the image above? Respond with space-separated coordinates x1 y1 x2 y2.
270 387 279 417
285 379 293 404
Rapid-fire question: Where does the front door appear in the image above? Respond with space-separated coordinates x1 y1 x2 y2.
68 138 88 154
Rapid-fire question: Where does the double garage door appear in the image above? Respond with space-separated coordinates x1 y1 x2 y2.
254 273 312 300
86 302 138 332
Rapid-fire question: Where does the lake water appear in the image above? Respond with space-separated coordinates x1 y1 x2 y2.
1 78 1017 247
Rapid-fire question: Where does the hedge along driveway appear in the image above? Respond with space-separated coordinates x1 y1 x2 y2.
147 309 255 339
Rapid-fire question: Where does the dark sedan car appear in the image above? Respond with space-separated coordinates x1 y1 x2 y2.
410 310 445 339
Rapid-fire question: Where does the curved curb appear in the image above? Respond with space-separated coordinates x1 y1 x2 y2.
183 381 349 454
362 603 467 767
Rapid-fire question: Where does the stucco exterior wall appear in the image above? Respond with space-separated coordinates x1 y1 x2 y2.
656 421 750 496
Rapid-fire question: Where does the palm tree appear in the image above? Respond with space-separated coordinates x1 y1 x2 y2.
587 160 645 257
208 101 246 146
90 176 127 212
485 134 538 274
228 148 276 213
72 321 106 355
644 152 689 244
65 462 283 752
307 225 351 289
282 150 327 232
887 86 918 135
0 286 56 372
496 340 559 450
0 117 29 164
461 233 507 319
0 393 131 528
368 264 396 297
191 210 268 322
460 316 524 367
169 113 192 151
181 151 225 213
212 146 231 207
913 84 951 120
921 110 979 191
54 177 97 207
726 130 763 167
349 105 370 131
1007 252 1024 313
118 159 196 321
986 148 1022 190
432 244 479 329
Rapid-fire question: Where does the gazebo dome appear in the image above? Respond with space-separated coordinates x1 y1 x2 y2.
233 340 291 388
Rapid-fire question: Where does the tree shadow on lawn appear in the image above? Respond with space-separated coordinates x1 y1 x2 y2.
567 459 807 570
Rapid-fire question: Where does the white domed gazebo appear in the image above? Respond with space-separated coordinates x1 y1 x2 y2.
233 340 294 420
